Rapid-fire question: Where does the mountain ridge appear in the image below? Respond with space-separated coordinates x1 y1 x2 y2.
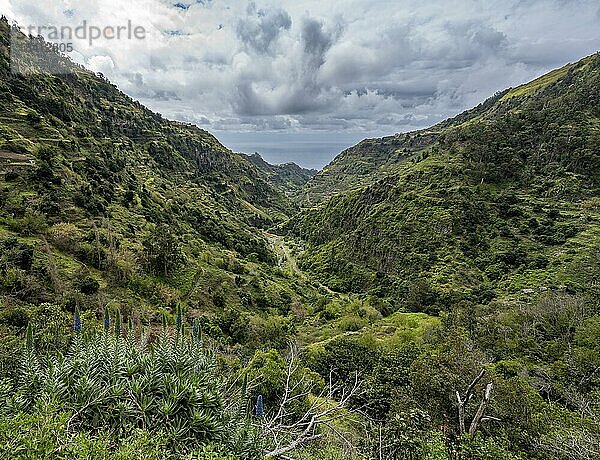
242 152 317 196
300 53 600 206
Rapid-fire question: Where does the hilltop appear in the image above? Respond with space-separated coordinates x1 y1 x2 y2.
243 152 317 196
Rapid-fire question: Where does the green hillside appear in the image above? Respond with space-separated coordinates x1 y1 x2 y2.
299 56 598 207
289 52 600 305
243 152 317 196
297 131 435 205
1 15 599 460
0 18 326 356
277 53 600 459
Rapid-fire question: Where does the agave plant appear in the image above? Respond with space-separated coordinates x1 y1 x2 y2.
6 315 263 458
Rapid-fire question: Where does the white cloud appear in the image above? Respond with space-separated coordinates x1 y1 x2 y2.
4 0 600 140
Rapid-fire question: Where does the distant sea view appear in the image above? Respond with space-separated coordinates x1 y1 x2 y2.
215 131 374 170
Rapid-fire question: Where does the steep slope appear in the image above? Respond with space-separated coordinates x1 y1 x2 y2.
299 88 515 206
298 130 438 205
242 152 317 196
288 53 600 305
300 58 592 206
0 18 599 460
0 18 320 345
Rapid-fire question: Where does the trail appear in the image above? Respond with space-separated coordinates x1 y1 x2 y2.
264 232 303 278
264 232 337 295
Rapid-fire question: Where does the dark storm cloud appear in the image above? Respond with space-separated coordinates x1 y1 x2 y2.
235 3 292 55
301 18 341 67
233 80 272 116
276 17 343 113
232 14 343 117
223 0 600 131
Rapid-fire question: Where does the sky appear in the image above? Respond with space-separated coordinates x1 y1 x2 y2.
2 0 600 169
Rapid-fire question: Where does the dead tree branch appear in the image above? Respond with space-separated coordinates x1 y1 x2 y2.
456 369 497 436
469 382 493 436
261 345 364 458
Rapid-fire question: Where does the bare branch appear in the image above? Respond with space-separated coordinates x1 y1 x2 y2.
260 350 364 459
469 382 493 436
456 369 495 437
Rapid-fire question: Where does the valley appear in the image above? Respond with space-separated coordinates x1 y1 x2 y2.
0 17 599 460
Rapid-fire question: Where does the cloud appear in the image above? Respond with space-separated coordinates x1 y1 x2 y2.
4 0 600 151
301 17 339 66
236 3 291 55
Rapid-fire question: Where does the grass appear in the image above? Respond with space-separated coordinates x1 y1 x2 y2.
372 312 441 346
500 63 574 101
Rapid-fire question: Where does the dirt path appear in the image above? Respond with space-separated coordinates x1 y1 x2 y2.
264 232 337 295
264 232 302 276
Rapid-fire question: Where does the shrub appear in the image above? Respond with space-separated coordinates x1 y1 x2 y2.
0 399 172 460
3 322 262 458
245 348 324 420
321 301 343 321
106 248 139 285
143 224 185 277
0 237 34 271
48 223 83 252
13 212 49 236
459 435 522 460
247 314 294 350
78 276 100 295
337 315 367 332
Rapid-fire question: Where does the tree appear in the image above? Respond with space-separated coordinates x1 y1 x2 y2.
456 369 499 437
143 224 184 277
256 345 364 458
35 145 58 181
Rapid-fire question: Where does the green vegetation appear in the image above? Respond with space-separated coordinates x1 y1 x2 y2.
283 51 600 459
1 316 261 459
0 17 321 358
289 51 600 305
244 153 318 197
296 132 435 206
0 16 599 460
